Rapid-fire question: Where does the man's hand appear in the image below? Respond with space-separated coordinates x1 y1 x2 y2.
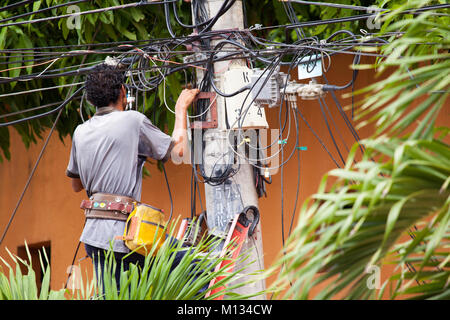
171 88 199 160
175 88 200 113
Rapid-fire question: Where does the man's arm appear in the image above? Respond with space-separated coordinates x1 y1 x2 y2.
71 178 84 193
171 88 199 158
66 136 84 193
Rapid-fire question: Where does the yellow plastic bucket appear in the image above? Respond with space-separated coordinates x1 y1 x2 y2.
122 203 166 256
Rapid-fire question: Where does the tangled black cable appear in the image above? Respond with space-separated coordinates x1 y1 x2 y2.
0 0 446 295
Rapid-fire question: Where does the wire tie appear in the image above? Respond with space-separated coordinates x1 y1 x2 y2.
296 146 308 151
249 24 263 31
278 139 287 145
238 137 251 147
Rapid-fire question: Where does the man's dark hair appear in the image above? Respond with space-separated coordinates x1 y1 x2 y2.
85 64 126 108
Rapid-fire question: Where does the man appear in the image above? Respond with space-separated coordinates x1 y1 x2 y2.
66 63 199 287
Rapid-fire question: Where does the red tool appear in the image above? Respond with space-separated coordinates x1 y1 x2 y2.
206 206 259 300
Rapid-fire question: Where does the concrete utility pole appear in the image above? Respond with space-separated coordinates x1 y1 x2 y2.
189 0 266 299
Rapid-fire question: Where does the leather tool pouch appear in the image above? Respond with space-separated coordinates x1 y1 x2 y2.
80 193 135 221
81 193 166 256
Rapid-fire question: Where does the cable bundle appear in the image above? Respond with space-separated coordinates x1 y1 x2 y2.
1 0 448 249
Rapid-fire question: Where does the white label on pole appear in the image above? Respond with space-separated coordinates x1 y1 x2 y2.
223 67 269 129
298 55 322 80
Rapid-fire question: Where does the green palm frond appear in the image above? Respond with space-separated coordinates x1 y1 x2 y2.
0 243 66 300
353 0 449 140
0 221 265 300
271 0 449 300
271 136 449 300
95 222 263 300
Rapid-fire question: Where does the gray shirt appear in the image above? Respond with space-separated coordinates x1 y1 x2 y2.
67 108 173 252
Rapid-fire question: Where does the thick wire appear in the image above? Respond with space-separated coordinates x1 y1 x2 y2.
0 86 83 244
0 1 178 29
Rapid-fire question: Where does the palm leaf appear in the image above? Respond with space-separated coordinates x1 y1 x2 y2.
78 219 263 300
271 136 449 300
271 1 449 300
353 2 449 139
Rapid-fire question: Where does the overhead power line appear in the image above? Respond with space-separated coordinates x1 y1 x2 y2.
0 0 39 13
0 97 82 120
0 0 89 24
285 0 385 12
0 0 177 29
286 0 449 14
0 81 84 99
0 85 84 127
0 85 84 244
261 3 450 32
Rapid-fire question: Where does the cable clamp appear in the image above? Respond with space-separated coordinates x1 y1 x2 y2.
296 81 325 100
238 137 251 147
104 56 120 66
249 24 263 31
264 167 270 178
278 139 287 145
296 146 308 151
126 91 135 110
359 29 372 42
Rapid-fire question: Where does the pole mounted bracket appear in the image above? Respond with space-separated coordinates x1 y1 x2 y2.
190 92 218 129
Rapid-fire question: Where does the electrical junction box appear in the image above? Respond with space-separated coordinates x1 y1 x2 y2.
250 68 280 108
222 66 269 129
298 54 323 80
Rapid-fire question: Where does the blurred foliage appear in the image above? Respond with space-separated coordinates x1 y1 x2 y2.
0 0 181 162
0 223 265 300
271 0 449 300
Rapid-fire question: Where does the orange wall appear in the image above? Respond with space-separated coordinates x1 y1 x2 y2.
0 54 446 298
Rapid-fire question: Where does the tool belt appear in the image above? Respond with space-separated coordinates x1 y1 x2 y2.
80 193 136 221
81 193 167 256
